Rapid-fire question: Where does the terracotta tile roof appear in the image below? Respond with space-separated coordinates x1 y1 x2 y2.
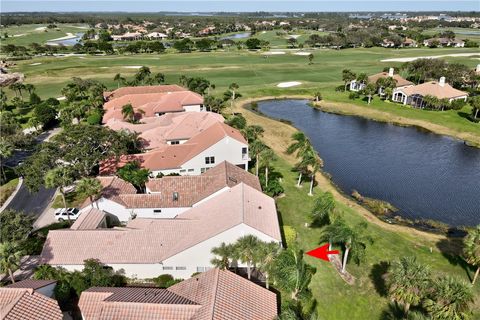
40 183 280 265
5 279 56 290
168 268 277 320
105 112 224 150
138 122 247 171
100 122 247 174
102 91 204 123
104 85 187 100
0 288 62 320
398 80 468 99
71 208 106 230
78 269 277 320
81 176 137 208
368 72 413 87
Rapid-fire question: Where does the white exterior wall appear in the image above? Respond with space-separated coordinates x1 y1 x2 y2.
53 224 280 279
81 198 132 223
150 137 249 177
182 104 204 112
161 224 280 279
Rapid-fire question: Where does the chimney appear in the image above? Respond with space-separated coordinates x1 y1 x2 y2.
439 77 445 87
388 67 394 77
173 192 179 201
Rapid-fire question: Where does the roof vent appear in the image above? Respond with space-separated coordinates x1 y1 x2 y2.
439 76 446 87
228 176 238 183
258 206 262 210
173 192 179 201
388 67 394 77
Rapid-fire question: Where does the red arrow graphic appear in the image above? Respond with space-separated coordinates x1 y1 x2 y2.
305 244 339 262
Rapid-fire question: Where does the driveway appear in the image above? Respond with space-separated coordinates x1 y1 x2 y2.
5 184 56 217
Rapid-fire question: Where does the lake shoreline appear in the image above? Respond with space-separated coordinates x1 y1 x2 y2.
235 95 478 240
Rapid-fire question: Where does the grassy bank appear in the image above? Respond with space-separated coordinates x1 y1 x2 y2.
234 97 479 318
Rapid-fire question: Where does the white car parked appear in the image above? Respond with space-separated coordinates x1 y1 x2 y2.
54 208 80 222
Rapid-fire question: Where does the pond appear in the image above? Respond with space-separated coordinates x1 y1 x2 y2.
220 32 251 40
258 99 480 227
46 32 83 46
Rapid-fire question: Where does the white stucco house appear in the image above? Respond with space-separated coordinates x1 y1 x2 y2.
40 183 282 279
392 77 468 108
349 68 413 93
82 161 261 223
101 122 250 176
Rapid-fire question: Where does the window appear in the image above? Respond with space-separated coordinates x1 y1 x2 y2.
188 169 194 172
162 266 173 270
153 209 162 214
175 266 186 270
242 147 247 154
180 169 186 173
205 156 215 164
196 266 212 272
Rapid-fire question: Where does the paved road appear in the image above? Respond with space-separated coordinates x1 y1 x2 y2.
5 184 56 217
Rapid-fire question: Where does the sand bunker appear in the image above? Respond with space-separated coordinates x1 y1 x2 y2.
262 51 286 55
288 35 301 39
57 96 66 101
381 53 480 62
35 27 47 31
277 81 302 88
294 52 312 56
123 66 143 69
29 63 42 66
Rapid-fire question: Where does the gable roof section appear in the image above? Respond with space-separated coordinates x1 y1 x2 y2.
368 72 413 88
71 208 106 230
81 176 137 208
5 279 56 290
0 288 62 320
104 85 187 100
40 183 280 265
102 91 204 123
168 268 277 320
399 81 468 99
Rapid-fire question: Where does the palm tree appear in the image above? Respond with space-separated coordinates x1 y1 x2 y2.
313 91 322 102
423 276 473 320
464 225 480 285
76 177 102 209
0 241 23 284
387 256 431 315
0 138 14 182
311 191 336 228
259 147 277 187
272 247 315 300
210 242 236 270
154 72 165 84
242 125 264 143
135 66 151 85
286 132 312 187
299 148 323 196
256 241 280 289
113 73 126 88
234 235 261 280
250 140 267 177
228 82 239 112
363 83 377 105
342 69 357 91
44 166 74 224
322 219 372 273
24 84 35 95
34 264 59 280
122 103 135 122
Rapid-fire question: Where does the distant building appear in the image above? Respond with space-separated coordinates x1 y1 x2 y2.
111 32 143 41
146 32 168 39
78 268 278 319
349 68 413 93
423 38 465 48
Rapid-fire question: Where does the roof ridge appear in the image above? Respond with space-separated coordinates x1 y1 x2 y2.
209 268 221 319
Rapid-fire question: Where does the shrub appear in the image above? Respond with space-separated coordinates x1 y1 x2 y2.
283 226 297 247
86 111 102 125
349 92 359 100
153 274 182 288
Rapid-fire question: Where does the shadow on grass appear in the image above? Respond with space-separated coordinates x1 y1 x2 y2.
369 261 390 297
436 237 473 283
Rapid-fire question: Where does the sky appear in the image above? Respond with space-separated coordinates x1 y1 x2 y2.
1 1 479 13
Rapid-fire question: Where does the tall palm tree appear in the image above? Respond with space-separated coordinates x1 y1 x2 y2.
135 66 151 85
113 73 126 88
311 191 336 228
122 103 135 122
423 276 473 320
250 140 267 177
234 235 260 280
242 125 264 143
299 148 323 196
44 166 74 224
228 82 239 113
256 241 280 289
34 264 58 280
259 147 277 187
24 84 35 95
0 241 23 284
272 247 315 300
363 83 377 105
210 242 236 270
286 132 312 187
76 177 102 209
387 256 431 315
464 225 480 285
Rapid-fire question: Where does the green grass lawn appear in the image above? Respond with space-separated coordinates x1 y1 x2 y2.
0 24 89 47
272 156 480 319
422 27 480 42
